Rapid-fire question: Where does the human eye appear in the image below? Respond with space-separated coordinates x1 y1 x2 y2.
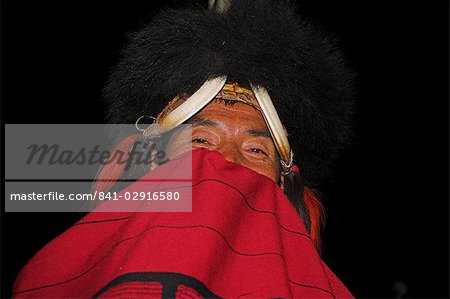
242 139 273 158
249 147 268 156
192 137 209 144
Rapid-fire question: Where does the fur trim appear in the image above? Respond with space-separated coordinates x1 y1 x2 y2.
102 0 355 187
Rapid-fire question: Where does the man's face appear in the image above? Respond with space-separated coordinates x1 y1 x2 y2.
166 100 280 183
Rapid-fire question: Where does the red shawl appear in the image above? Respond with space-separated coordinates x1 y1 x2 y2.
13 149 353 298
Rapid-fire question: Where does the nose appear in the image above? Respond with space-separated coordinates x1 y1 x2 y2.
216 142 242 165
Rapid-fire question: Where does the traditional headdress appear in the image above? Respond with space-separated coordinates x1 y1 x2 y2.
13 3 357 297
103 0 355 187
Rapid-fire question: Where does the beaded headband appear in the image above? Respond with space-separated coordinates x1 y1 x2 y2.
140 76 294 175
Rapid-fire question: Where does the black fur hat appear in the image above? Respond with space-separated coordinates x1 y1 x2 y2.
103 0 355 188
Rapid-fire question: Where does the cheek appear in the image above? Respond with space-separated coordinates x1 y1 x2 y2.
165 129 192 159
246 160 279 183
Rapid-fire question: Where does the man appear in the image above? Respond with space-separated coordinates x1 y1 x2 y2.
14 0 354 297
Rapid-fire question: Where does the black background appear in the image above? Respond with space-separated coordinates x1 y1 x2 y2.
1 0 449 298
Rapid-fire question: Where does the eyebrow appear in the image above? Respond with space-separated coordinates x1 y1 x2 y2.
188 115 272 139
188 116 219 128
247 128 272 139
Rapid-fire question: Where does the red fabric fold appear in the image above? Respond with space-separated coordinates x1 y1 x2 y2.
13 149 353 298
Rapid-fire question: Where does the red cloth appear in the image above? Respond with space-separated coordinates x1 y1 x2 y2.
13 149 353 298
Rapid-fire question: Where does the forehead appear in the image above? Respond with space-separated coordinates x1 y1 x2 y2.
194 100 267 127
